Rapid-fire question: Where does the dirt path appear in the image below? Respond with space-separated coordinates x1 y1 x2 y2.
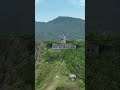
44 82 56 90
42 76 59 90
38 61 80 90
42 75 80 90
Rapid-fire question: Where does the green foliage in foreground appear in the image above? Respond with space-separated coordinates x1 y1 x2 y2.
35 40 85 90
0 34 34 90
86 34 120 90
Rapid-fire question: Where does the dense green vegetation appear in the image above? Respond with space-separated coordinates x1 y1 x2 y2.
86 34 120 90
0 35 34 90
35 40 85 90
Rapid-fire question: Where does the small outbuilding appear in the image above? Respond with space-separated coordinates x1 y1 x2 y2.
69 74 76 81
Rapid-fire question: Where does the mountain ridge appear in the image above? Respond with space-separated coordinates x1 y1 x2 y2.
35 16 85 41
36 16 84 23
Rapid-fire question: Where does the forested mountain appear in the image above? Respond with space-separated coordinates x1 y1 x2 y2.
35 16 85 41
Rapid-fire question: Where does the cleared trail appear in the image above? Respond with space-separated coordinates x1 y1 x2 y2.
41 61 80 90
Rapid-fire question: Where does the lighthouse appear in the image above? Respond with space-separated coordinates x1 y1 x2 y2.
60 34 66 43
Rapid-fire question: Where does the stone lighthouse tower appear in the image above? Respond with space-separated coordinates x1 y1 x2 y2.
60 34 66 43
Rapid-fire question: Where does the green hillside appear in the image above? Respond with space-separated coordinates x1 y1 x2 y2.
35 40 85 90
35 16 85 41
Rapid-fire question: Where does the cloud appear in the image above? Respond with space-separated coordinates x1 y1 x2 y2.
69 0 85 6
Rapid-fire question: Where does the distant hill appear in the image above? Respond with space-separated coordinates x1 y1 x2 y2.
35 16 85 41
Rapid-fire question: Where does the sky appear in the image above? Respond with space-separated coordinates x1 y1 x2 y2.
35 0 85 22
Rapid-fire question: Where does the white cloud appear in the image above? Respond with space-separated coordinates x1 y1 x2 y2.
69 0 85 6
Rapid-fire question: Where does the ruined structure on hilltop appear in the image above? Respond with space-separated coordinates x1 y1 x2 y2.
52 34 76 50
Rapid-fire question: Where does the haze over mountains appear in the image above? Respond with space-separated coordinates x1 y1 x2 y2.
35 16 85 41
